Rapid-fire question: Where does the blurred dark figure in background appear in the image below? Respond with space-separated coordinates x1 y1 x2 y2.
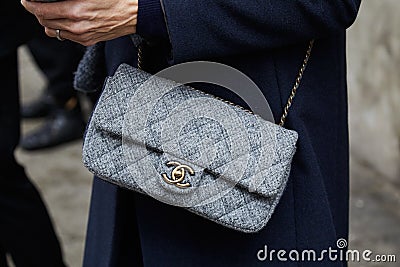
19 36 86 151
0 2 82 266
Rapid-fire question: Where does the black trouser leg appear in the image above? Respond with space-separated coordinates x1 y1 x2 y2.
27 36 84 105
0 51 66 267
0 245 9 267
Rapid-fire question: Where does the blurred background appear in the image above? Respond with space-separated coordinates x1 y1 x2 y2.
15 1 399 266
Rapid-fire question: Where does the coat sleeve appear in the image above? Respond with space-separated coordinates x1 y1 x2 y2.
136 0 169 42
161 0 361 62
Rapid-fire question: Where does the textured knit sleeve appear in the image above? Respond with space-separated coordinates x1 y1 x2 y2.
161 0 361 62
136 0 169 42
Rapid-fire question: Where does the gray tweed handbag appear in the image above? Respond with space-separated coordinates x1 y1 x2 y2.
82 41 314 233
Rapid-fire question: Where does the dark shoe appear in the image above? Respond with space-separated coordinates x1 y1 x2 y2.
21 93 56 119
20 109 86 151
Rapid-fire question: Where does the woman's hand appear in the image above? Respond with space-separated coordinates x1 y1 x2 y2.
21 0 138 46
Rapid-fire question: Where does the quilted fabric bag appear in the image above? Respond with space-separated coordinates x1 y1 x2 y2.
82 41 314 233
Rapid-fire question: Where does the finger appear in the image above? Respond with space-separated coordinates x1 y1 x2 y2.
40 18 136 38
21 0 80 20
45 27 76 40
39 18 83 33
45 27 97 46
44 27 58 38
44 25 136 46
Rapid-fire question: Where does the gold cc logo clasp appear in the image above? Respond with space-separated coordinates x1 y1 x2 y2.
162 161 194 189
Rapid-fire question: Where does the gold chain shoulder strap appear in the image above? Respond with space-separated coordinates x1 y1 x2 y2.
279 40 315 126
137 40 315 127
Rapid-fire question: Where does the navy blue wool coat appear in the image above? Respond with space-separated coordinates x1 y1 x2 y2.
83 1 362 266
